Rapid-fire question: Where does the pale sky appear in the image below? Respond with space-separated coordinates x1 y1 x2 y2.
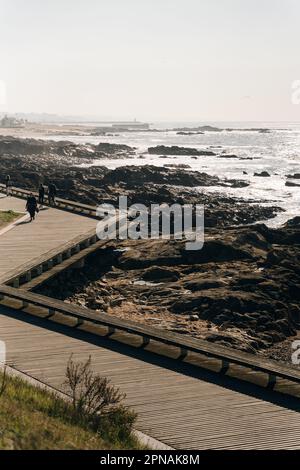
1 0 300 121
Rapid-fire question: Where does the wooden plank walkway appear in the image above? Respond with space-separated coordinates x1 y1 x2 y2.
0 194 96 282
0 191 300 449
0 305 300 450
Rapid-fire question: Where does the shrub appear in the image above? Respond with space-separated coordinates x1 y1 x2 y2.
63 355 137 441
0 366 7 397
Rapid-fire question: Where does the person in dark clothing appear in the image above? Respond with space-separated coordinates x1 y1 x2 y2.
26 193 38 222
48 183 57 205
38 183 45 205
5 175 11 196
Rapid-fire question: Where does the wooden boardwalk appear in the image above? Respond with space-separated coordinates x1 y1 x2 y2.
0 192 300 449
0 195 96 282
0 305 300 450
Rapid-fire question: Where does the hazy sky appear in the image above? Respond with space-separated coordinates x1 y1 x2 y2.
1 0 300 121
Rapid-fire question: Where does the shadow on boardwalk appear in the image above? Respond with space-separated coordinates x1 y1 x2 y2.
1 304 300 414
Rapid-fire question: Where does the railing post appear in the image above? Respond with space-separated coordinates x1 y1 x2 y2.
56 254 63 264
47 259 54 269
46 308 56 318
220 359 230 375
267 374 277 389
141 336 150 348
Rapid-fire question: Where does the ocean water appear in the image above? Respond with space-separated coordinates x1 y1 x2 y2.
44 121 300 226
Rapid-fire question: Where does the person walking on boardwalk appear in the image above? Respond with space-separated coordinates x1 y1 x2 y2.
38 183 45 205
48 182 57 205
26 193 38 222
5 175 11 196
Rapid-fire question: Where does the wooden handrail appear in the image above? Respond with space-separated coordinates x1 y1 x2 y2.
0 284 300 385
0 228 99 285
0 183 97 216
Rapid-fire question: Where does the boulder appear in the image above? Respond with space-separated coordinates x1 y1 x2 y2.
286 181 300 187
286 173 300 179
142 266 180 282
148 145 216 156
254 171 271 177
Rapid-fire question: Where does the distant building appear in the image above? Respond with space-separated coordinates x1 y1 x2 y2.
112 122 149 131
0 115 25 128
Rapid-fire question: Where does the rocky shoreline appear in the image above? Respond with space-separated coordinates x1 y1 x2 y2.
36 219 300 363
1 136 298 364
0 136 280 227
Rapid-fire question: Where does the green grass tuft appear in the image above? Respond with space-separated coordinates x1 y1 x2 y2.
0 210 20 228
0 371 142 450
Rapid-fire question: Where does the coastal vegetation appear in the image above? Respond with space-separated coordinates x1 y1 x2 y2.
0 210 20 229
0 360 139 450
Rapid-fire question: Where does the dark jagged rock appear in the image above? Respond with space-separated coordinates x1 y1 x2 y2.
176 131 204 135
218 154 239 159
284 216 300 227
148 145 216 156
142 266 180 282
226 128 271 133
286 181 300 187
0 136 135 160
163 164 191 169
102 165 217 187
0 136 96 158
172 126 222 132
254 171 271 177
286 173 300 179
95 142 135 154
102 165 249 189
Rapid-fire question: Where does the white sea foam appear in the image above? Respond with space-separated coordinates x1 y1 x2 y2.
43 121 300 226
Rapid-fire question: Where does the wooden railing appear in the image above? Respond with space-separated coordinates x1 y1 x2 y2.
0 184 97 218
0 229 100 287
0 284 300 396
1 183 300 398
